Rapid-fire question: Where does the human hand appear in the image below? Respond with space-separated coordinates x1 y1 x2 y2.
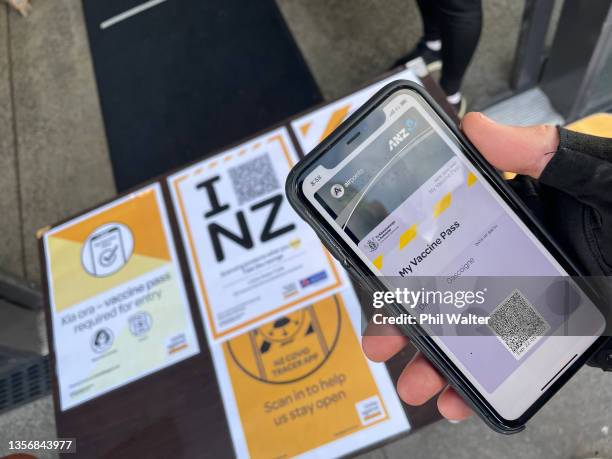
361 112 560 420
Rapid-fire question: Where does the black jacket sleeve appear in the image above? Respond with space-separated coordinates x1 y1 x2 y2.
508 127 612 369
510 127 612 276
537 127 612 276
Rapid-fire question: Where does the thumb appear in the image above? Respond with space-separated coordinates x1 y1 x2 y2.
461 112 559 179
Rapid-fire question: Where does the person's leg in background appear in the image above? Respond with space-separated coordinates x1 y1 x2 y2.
393 0 443 72
437 0 483 116
392 0 482 117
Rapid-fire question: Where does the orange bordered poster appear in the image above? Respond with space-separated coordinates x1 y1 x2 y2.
168 127 343 341
212 289 409 458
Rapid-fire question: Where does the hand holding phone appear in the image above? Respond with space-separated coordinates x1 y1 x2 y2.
285 81 607 432
362 111 561 422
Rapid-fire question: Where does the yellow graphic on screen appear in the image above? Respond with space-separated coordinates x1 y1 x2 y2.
399 224 417 249
367 164 484 271
433 193 452 218
467 171 477 187
223 293 389 459
373 254 383 270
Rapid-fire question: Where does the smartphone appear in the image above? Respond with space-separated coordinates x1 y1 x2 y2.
285 80 607 433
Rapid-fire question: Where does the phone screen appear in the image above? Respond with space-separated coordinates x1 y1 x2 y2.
300 89 605 421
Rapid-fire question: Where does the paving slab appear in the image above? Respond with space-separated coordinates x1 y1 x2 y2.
0 5 25 278
0 396 57 459
355 445 387 459
7 0 115 284
278 0 423 100
384 366 612 459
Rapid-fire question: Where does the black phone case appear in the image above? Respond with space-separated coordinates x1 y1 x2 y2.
285 80 606 434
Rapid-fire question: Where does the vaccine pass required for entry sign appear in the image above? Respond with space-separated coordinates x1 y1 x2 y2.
43 184 200 411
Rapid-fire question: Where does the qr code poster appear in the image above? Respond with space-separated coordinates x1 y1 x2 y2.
168 128 344 341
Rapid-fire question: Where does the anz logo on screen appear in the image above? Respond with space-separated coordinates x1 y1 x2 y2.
388 119 416 152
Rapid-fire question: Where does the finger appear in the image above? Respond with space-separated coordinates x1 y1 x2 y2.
396 352 446 405
462 112 559 179
362 322 409 362
437 386 474 421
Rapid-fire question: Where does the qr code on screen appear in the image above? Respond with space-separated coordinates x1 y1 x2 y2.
228 154 281 205
488 289 550 359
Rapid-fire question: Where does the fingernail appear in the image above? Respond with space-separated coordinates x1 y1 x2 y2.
448 419 462 424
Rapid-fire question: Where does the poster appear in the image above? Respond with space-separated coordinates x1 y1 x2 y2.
211 288 409 459
42 183 200 410
290 68 421 154
168 127 343 341
168 126 409 456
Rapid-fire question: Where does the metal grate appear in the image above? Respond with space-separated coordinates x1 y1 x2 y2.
0 351 50 414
